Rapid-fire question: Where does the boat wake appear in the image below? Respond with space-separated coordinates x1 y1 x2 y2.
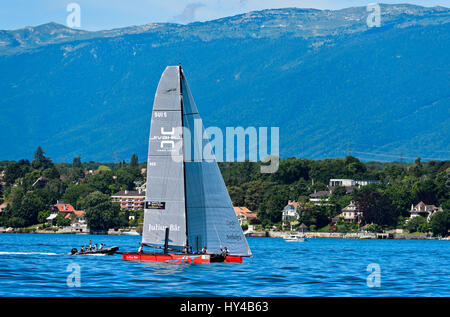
0 251 59 255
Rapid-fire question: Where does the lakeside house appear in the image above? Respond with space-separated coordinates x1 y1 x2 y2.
309 190 332 206
282 200 300 220
329 178 381 188
409 201 443 222
234 206 258 226
281 200 301 229
46 201 85 225
337 202 362 223
309 178 381 207
111 189 145 210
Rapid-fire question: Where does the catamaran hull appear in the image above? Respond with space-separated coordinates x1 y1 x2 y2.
122 252 243 263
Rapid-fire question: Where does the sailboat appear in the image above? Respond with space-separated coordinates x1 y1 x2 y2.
122 65 252 263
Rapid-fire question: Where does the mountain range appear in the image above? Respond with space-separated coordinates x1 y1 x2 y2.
0 3 449 162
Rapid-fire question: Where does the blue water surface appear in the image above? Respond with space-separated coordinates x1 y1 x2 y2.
0 233 448 296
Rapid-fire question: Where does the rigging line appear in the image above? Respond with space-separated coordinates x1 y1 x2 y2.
212 222 223 251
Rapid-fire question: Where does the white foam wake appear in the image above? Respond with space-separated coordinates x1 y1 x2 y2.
0 251 58 255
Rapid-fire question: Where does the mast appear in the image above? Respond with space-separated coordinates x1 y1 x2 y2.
179 64 189 249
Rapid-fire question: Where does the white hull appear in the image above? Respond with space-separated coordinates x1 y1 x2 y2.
283 235 306 242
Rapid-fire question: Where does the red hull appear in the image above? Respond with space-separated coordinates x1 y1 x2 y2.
122 252 243 263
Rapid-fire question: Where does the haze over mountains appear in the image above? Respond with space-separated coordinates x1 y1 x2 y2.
0 4 449 162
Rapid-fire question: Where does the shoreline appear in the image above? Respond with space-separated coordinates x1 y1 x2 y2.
246 231 448 240
0 227 140 236
0 228 447 240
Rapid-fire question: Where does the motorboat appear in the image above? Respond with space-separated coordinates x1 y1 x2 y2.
71 246 119 255
283 234 306 242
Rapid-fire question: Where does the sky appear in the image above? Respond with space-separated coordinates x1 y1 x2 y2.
1 0 449 30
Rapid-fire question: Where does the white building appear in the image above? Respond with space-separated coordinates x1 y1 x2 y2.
337 202 363 223
281 200 300 221
309 190 332 206
409 201 443 222
329 179 380 188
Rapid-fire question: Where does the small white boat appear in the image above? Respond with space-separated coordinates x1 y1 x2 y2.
283 234 306 242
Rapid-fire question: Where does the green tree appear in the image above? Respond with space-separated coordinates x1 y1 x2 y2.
269 158 308 184
10 192 44 227
406 216 429 233
42 167 60 180
31 146 53 170
72 156 82 168
355 188 398 227
4 161 29 185
82 191 120 231
130 154 139 167
384 183 413 217
243 180 275 212
412 157 424 177
258 185 289 224
55 213 71 227
86 170 115 194
116 167 139 190
430 211 449 237
300 205 329 230
63 184 92 209
345 156 367 178
37 210 50 223
228 186 245 206
66 167 85 184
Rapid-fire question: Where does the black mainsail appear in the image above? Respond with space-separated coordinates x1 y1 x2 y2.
142 65 251 257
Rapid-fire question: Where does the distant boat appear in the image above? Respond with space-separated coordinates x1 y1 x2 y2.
359 231 373 239
122 65 252 264
284 234 306 242
121 230 140 236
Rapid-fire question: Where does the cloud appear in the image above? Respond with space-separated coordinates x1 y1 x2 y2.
172 2 206 23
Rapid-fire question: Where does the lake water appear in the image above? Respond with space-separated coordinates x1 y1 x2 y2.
0 233 448 297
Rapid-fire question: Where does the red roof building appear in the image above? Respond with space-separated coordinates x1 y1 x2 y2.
52 203 84 219
234 206 258 225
